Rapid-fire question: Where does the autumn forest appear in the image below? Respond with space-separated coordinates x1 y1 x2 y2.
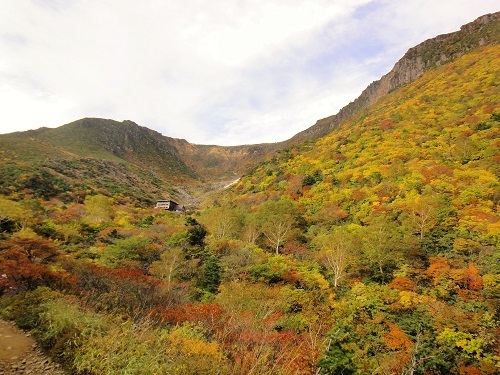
0 14 499 375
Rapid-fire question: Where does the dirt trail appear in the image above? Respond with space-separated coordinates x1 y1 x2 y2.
0 320 65 374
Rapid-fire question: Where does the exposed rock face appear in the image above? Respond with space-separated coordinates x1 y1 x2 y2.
287 12 500 144
115 13 500 187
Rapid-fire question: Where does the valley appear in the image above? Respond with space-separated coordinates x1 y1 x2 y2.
0 12 498 375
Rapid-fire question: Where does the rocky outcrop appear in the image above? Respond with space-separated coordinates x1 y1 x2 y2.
286 12 500 144
0 347 65 375
152 11 500 195
0 320 65 375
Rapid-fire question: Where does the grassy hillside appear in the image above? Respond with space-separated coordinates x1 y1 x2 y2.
0 118 281 206
0 118 199 205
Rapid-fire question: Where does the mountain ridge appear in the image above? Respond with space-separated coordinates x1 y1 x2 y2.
286 11 499 144
0 12 498 206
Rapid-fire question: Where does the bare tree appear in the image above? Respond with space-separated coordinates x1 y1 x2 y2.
316 229 357 288
149 247 183 292
409 196 439 240
256 200 297 254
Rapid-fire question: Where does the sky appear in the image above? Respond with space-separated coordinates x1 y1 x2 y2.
0 1 498 146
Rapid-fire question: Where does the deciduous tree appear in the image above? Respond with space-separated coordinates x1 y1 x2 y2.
256 199 298 254
315 227 358 288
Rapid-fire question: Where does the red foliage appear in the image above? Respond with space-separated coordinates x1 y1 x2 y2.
282 241 309 260
6 237 58 264
0 248 57 292
150 303 225 333
0 237 72 293
81 264 161 289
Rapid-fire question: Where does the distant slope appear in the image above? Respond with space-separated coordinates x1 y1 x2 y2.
0 118 196 205
285 11 499 145
221 42 499 242
166 138 276 182
0 118 277 205
0 12 498 207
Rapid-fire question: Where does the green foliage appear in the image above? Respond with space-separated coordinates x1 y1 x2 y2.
36 297 108 365
1 287 61 329
23 170 70 199
100 235 157 268
197 254 221 294
249 254 293 284
302 170 323 187
185 217 207 248
318 323 356 375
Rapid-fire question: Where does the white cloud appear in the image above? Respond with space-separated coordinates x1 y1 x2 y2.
0 0 498 145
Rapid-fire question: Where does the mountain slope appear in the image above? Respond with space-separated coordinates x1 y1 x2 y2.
222 42 499 243
0 12 498 207
0 118 279 205
286 11 499 145
0 118 196 204
0 118 197 179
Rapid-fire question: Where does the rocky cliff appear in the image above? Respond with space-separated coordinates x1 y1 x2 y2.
286 12 500 144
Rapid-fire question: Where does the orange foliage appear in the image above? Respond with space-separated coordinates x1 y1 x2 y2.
351 189 367 202
421 165 454 183
389 276 416 291
426 256 452 282
384 322 413 351
281 269 301 285
383 322 413 373
459 364 482 375
454 263 483 291
379 118 395 131
54 203 86 223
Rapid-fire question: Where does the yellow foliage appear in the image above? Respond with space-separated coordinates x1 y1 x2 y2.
11 227 39 239
482 274 499 289
398 291 415 309
167 324 225 361
298 269 330 290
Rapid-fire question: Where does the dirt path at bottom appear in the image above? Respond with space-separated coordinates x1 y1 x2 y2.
0 320 65 374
